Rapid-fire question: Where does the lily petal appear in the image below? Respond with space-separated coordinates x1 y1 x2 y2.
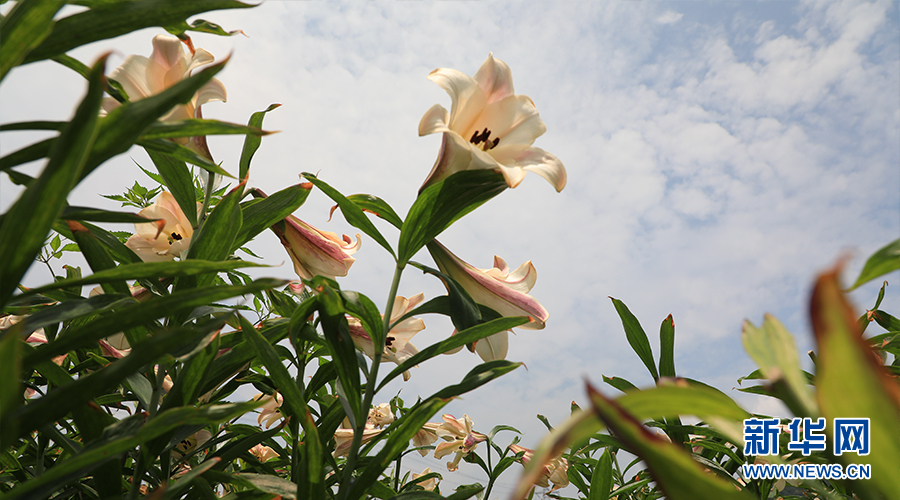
474 330 509 362
418 103 451 136
473 53 515 104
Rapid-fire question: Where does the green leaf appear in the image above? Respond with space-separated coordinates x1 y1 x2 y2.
22 279 285 369
167 17 245 37
0 55 105 309
0 120 65 132
601 375 639 394
850 239 900 290
240 103 281 181
587 384 754 500
234 184 312 251
141 138 232 177
741 314 818 418
344 194 403 230
304 173 396 259
0 331 21 428
60 205 154 223
242 314 324 499
23 0 255 64
176 183 243 292
377 316 528 392
141 118 271 141
588 449 613 500
12 292 132 337
411 258 484 333
146 149 200 228
609 297 659 381
659 314 675 378
811 267 900 500
0 0 64 82
617 384 750 422
398 170 507 265
21 259 267 297
0 137 54 173
67 221 130 295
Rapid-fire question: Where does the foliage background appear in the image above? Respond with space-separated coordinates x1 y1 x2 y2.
2 0 898 495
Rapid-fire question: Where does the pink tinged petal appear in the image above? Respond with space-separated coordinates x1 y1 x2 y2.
518 147 567 192
473 54 515 104
474 330 509 362
433 440 462 459
427 67 487 134
195 78 227 106
279 215 360 280
99 339 130 358
418 104 450 136
497 260 538 294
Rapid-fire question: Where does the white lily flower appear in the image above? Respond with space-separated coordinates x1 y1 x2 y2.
509 443 570 490
253 392 286 429
419 54 566 192
125 192 197 262
348 294 426 380
433 414 486 472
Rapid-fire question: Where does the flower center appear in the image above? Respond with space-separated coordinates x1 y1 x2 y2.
470 128 500 151
169 232 183 244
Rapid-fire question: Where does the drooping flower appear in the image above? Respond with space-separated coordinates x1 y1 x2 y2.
411 422 441 456
428 240 548 361
125 192 197 262
272 214 361 282
368 403 395 428
418 54 566 192
411 468 439 491
103 34 226 127
433 414 486 472
348 294 426 381
253 392 285 429
509 444 570 490
249 443 279 463
333 417 383 457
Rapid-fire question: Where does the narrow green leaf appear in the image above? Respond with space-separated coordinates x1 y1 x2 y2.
659 314 675 378
398 170 507 265
411 258 483 333
0 137 54 173
587 384 754 500
141 138 232 177
741 314 818 418
850 239 900 290
609 297 659 381
588 449 613 500
0 55 105 309
141 118 270 141
0 0 64 81
601 375 639 394
22 279 284 369
343 194 403 230
0 332 21 424
12 293 132 337
242 314 324 498
68 221 130 295
21 259 267 297
147 149 199 228
23 0 254 64
304 173 396 259
0 120 64 132
234 184 312 251
617 384 750 422
811 267 900 500
61 205 153 223
377 316 528 392
240 103 281 181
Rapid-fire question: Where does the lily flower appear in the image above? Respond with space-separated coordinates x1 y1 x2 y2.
333 417 383 457
509 444 570 490
368 403 395 428
172 429 213 460
411 468 439 491
418 54 566 192
433 414 486 472
348 294 425 380
125 192 197 262
411 422 441 456
103 34 226 128
253 392 286 429
273 214 361 283
428 241 548 361
248 444 279 463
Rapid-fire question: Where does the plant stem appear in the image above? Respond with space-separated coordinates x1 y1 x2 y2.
338 263 404 499
198 170 215 228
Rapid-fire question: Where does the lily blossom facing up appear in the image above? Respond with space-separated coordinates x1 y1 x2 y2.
418 54 566 192
428 240 548 361
103 34 226 127
272 214 361 283
433 414 486 472
348 293 426 380
509 444 570 490
125 192 197 262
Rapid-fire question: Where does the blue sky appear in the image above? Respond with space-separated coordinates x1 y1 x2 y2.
2 0 898 495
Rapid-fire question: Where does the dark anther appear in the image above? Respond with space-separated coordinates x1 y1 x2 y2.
470 131 480 143
385 336 396 347
491 137 500 148
171 232 183 241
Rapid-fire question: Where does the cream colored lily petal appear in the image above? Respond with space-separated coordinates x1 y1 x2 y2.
418 103 450 136
501 260 538 294
474 330 509 361
519 147 567 192
427 67 487 134
195 78 227 106
495 163 529 189
100 97 121 115
188 47 216 73
109 55 155 100
473 54 515 104
151 35 186 70
461 95 545 149
125 234 173 262
433 440 462 459
419 131 497 191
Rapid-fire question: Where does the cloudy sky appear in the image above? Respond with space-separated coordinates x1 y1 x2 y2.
2 0 899 495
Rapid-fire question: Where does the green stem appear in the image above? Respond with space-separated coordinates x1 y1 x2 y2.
198 170 215 228
338 263 404 499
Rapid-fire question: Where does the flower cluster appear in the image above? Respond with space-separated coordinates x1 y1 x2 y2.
412 414 487 472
